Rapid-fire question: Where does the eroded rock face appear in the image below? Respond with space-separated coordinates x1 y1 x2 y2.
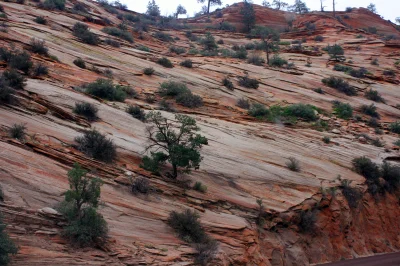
0 1 400 265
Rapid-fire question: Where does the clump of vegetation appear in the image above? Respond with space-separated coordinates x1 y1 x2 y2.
341 179 363 209
0 215 18 265
102 27 134 43
127 105 146 122
238 76 259 89
352 156 380 182
284 104 318 122
137 45 150 52
59 163 108 247
75 129 116 163
322 136 331 144
34 16 47 25
32 63 49 77
314 35 324 42
131 177 151 195
43 0 65 10
104 38 120 47
3 69 25 90
153 31 174 42
73 102 98 121
222 77 234 90
325 44 345 61
143 67 155 75
219 21 236 32
348 67 368 78
0 78 13 104
157 57 173 68
201 32 218 51
72 23 100 45
247 54 265 66
332 100 353 120
269 54 288 67
322 77 357 96
30 38 49 56
84 79 127 102
159 81 189 97
176 92 203 108
8 124 26 141
236 98 250 109
298 210 317 233
73 58 86 69
365 89 385 103
193 182 207 193
361 104 379 118
389 121 400 134
371 58 379 65
7 50 33 75
286 157 301 172
383 69 395 77
169 46 186 55
313 88 324 94
180 59 193 68
248 103 269 118
333 64 352 72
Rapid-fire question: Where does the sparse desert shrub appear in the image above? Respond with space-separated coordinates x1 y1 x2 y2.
104 38 120 47
371 137 384 147
127 105 146 121
341 179 362 209
371 58 379 65
143 67 155 75
286 157 301 172
153 31 174 42
369 117 380 127
322 77 357 96
137 45 150 52
248 103 269 118
333 64 352 72
394 139 400 146
180 59 193 68
284 104 318 121
313 88 324 94
247 54 265 66
348 67 368 78
217 39 224 44
201 32 218 51
32 63 49 77
332 100 353 120
269 54 287 67
103 68 113 78
0 79 13 104
84 79 126 102
8 123 26 140
159 81 189 97
30 38 49 56
167 209 207 243
352 156 380 181
220 21 236 32
169 46 186 55
326 44 345 61
233 48 247 59
176 92 203 108
364 89 384 103
73 102 98 121
3 69 25 90
72 2 88 12
43 0 65 10
145 94 156 103
73 58 86 69
383 69 395 77
389 121 400 134
238 76 259 89
0 215 18 266
72 23 100 45
194 239 218 266
314 35 324 42
381 161 400 192
361 104 379 118
193 182 207 193
131 177 151 194
236 98 250 109
298 210 317 233
157 57 173 68
9 51 33 74
222 78 234 90
322 136 330 144
102 27 133 43
75 129 116 163
159 99 174 112
34 16 47 25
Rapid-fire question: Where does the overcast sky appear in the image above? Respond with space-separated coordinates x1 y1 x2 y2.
120 0 399 22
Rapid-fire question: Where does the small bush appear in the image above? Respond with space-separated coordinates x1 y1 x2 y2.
104 38 120 47
143 67 155 75
131 177 151 194
286 157 301 172
383 69 395 77
394 139 400 146
314 35 324 42
9 51 33 74
313 88 324 94
220 21 236 32
217 39 224 44
169 46 186 55
30 38 49 56
153 31 174 42
176 92 203 108
43 0 65 10
3 69 25 90
298 210 317 233
248 103 269 118
137 45 150 52
352 156 380 181
8 123 26 140
194 240 218 266
371 137 384 147
85 79 126 101
0 78 13 104
157 57 173 68
332 101 353 120
233 49 247 59
326 44 345 61
322 136 330 144
127 105 146 121
371 58 379 65
73 102 98 121
247 54 265 66
180 59 193 68
201 32 218 51
159 81 189 97
236 98 250 109
193 182 207 193
102 27 133 43
269 54 287 67
365 89 384 103
167 209 207 243
72 23 100 45
75 129 117 163
34 16 47 25
348 67 368 78
222 78 234 90
0 216 18 266
284 104 318 121
322 77 357 96
333 64 352 72
238 76 259 89
145 94 156 103
341 179 362 209
73 58 86 69
361 104 379 118
32 63 49 77
389 121 400 134
381 161 400 192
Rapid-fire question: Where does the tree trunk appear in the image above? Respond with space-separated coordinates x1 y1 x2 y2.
333 0 335 17
172 164 178 179
207 0 211 14
265 41 270 64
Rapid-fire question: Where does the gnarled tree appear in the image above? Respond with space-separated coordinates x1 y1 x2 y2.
175 4 187 18
250 26 280 64
197 0 222 14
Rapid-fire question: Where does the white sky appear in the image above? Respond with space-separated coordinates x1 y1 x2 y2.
119 0 399 23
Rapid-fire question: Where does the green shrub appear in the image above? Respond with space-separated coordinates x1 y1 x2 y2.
167 209 207 243
349 67 368 78
222 78 234 90
153 31 174 42
322 136 330 144
157 57 173 68
286 157 301 172
32 63 49 77
326 44 345 61
0 78 13 104
233 49 247 59
220 21 236 32
314 35 324 42
322 77 357 96
383 69 395 77
269 54 288 67
84 79 126 101
73 102 98 121
159 81 189 97
371 137 384 147
102 27 133 43
8 123 26 141
127 105 146 121
313 88 324 94
131 177 151 195
169 46 186 55
9 51 33 74
389 121 400 134
34 16 47 25
247 54 265 66
75 129 117 163
137 45 150 52
176 92 203 108
361 104 379 118
104 38 120 47
394 139 400 146
3 69 25 90
341 179 362 209
43 0 65 10
180 59 193 68
0 215 18 265
201 32 218 51
298 210 317 233
193 182 207 193
238 76 259 89
72 23 100 45
381 161 400 192
73 58 86 69
236 98 250 109
352 156 380 181
332 101 353 119
333 64 352 72
365 89 384 103
284 104 318 121
143 67 155 75
371 58 379 65
248 103 269 118
72 2 88 12
30 38 48 56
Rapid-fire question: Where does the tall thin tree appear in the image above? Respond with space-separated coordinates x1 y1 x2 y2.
197 0 222 14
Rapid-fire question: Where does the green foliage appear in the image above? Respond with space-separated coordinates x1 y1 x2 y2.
383 69 395 77
102 27 133 43
314 35 324 42
352 156 380 181
247 54 265 66
313 88 324 94
137 45 150 52
238 76 259 89
73 58 86 69
233 48 248 59
381 162 400 192
73 102 98 121
248 103 269 118
0 215 18 265
30 38 48 56
43 0 65 10
146 0 160 17
157 57 173 68
8 51 33 75
340 179 362 209
332 101 353 120
34 16 47 25
143 67 155 75
167 209 207 243
159 81 189 97
8 124 26 141
141 152 168 175
389 121 400 134
153 31 174 42
284 104 318 121
371 58 379 65
72 23 100 45
361 104 379 118
286 157 301 172
322 77 357 96
222 78 234 90
236 98 250 109
180 59 193 68
298 210 316 233
326 44 345 61
104 38 120 47
59 163 108 247
32 63 49 77
142 112 208 178
0 77 13 104
269 54 288 67
3 69 25 90
201 32 218 51
131 177 151 194
193 182 207 193
365 89 384 103
127 105 146 121
219 22 236 32
176 92 203 108
290 0 309 14
333 64 352 72
75 129 117 163
241 1 256 32
322 136 330 144
85 79 126 101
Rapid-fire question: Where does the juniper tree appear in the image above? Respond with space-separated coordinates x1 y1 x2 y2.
197 0 222 14
250 26 280 64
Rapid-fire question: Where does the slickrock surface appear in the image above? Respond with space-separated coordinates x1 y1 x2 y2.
0 1 400 265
